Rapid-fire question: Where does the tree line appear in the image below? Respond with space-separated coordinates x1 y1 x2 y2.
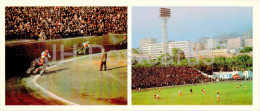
132 48 253 75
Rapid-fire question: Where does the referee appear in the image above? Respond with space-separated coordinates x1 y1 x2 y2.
99 49 107 71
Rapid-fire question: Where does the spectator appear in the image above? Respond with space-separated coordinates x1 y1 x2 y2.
132 66 208 88
5 6 127 40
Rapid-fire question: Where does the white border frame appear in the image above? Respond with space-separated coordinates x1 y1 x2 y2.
1 0 260 111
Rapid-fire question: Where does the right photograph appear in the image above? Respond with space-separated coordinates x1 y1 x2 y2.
131 7 253 105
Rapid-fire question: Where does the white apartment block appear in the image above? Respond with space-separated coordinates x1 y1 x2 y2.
242 30 252 40
139 38 194 58
213 49 229 56
194 42 202 50
198 37 209 49
227 37 243 49
139 38 157 55
194 49 230 57
199 37 209 44
193 50 199 57
244 39 253 47
147 42 164 58
205 38 218 50
169 41 194 58
199 50 213 57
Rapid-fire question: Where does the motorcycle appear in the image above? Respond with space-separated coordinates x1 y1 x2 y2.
74 46 89 55
26 58 47 75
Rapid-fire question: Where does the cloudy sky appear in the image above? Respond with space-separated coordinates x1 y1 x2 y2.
132 7 252 48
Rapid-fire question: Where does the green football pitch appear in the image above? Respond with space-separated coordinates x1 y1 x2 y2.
132 81 252 105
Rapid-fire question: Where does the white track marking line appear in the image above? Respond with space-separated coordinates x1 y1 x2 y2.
33 51 126 105
33 75 79 105
92 65 127 86
105 73 127 86
88 52 127 85
33 56 84 105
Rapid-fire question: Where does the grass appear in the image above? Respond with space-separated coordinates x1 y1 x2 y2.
132 81 252 105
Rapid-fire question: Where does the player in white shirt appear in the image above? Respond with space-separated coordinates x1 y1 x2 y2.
203 88 206 94
178 89 182 96
157 93 160 100
217 93 220 101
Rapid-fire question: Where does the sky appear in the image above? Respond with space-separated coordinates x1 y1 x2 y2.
132 7 252 48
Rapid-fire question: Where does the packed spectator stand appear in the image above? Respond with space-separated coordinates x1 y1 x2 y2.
132 66 208 89
5 6 127 40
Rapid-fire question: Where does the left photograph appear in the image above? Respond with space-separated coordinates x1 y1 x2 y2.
5 6 127 105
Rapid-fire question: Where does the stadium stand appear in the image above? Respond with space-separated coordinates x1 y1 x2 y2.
132 66 208 88
5 6 127 40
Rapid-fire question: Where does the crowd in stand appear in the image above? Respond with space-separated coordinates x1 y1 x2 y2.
132 66 208 88
5 6 127 40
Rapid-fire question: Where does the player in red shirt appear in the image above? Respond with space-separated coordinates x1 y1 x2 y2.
178 89 182 96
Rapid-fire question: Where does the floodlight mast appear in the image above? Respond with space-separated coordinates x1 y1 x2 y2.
160 8 171 65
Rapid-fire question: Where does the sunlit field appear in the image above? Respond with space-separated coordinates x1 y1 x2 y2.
132 81 252 105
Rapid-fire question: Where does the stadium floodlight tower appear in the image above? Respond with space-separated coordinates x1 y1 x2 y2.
160 8 171 65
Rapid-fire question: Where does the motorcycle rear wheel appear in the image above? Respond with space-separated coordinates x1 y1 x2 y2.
26 67 34 74
30 59 38 67
39 64 47 75
33 68 40 74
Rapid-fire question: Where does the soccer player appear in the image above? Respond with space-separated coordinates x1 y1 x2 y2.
217 89 220 95
245 84 247 90
153 92 156 98
178 89 182 96
190 89 193 95
237 84 239 90
159 88 161 93
203 88 206 94
217 93 220 101
157 93 160 100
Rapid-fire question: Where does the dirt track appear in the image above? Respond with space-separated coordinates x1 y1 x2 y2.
36 50 127 105
5 35 127 105
6 76 65 105
6 50 127 105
